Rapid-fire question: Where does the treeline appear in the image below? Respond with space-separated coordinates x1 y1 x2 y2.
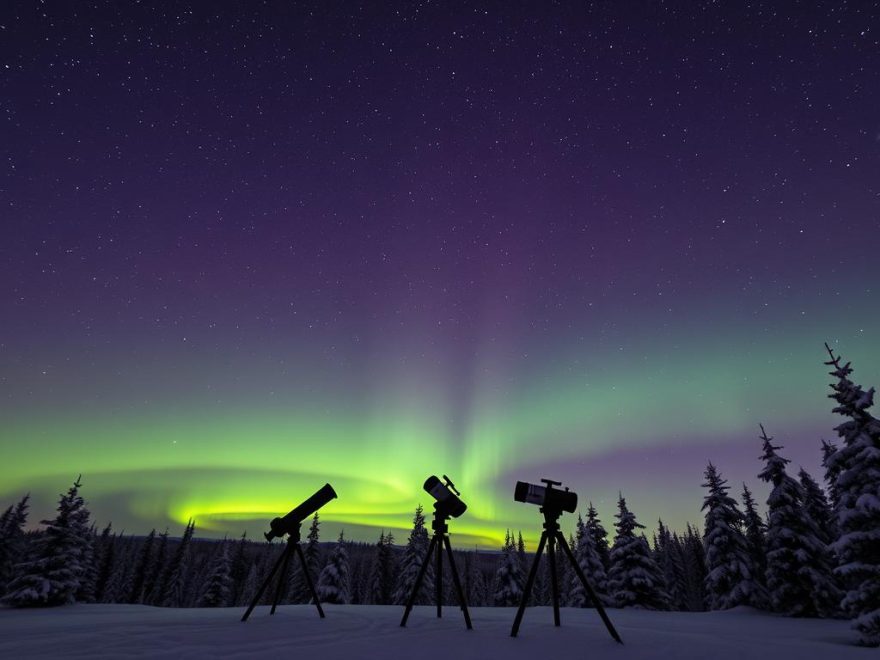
0 496 498 611
0 345 877 647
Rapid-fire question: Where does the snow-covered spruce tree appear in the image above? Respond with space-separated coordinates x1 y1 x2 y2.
103 537 135 604
199 541 232 607
239 560 260 607
585 503 611 571
820 439 842 510
317 531 350 604
229 532 249 606
289 512 321 603
392 505 434 605
757 425 841 618
740 484 767 592
556 534 573 605
76 524 98 603
367 531 396 604
145 529 169 605
825 345 880 646
799 468 837 546
516 531 528 598
259 543 285 605
681 523 708 611
655 520 687 610
127 529 156 603
493 529 523 606
0 494 30 591
93 523 115 601
159 520 195 607
464 552 488 606
2 476 91 607
607 494 669 610
701 463 766 610
569 514 611 607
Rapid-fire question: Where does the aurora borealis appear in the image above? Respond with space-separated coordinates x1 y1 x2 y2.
2 3 879 548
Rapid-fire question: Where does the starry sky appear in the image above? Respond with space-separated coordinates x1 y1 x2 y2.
1 2 879 548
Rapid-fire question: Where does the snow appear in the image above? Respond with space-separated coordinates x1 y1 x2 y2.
0 604 869 659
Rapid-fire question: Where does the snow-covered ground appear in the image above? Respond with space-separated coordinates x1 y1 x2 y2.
0 603 871 659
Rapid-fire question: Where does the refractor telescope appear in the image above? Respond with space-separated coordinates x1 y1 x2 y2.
424 474 467 518
514 478 577 514
264 483 337 541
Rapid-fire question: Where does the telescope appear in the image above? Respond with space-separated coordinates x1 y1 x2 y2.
509 477 621 643
423 474 467 518
514 478 577 514
264 483 337 541
400 474 472 630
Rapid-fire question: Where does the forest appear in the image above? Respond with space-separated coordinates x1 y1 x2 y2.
1 345 878 647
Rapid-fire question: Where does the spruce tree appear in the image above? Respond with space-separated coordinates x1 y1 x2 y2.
740 484 767 592
94 524 115 601
3 476 90 607
239 560 260 607
199 541 233 607
289 513 321 603
367 531 395 605
145 529 169 605
317 531 350 604
607 494 669 610
492 530 523 606
160 520 195 608
392 505 433 605
702 463 766 609
682 524 708 611
533 555 550 606
76 524 98 603
557 533 573 606
585 503 611 571
516 531 527 596
127 529 156 603
758 425 841 618
0 494 30 591
825 345 880 646
799 468 837 546
820 439 842 510
463 551 487 606
569 514 611 607
229 532 250 606
655 520 687 610
101 536 132 604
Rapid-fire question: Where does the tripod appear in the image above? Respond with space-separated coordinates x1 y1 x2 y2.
241 526 325 622
400 505 473 629
511 505 622 643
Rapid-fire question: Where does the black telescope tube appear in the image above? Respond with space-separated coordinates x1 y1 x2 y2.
514 480 577 514
266 483 337 540
424 475 467 518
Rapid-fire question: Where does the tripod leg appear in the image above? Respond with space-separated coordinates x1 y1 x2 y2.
270 541 294 615
294 542 325 618
511 532 547 637
556 532 623 644
400 535 439 627
436 533 443 618
241 543 288 622
547 533 561 626
443 536 473 630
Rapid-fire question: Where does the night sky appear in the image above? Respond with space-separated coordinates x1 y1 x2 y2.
2 2 878 548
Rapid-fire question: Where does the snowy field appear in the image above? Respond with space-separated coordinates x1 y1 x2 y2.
0 604 872 659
